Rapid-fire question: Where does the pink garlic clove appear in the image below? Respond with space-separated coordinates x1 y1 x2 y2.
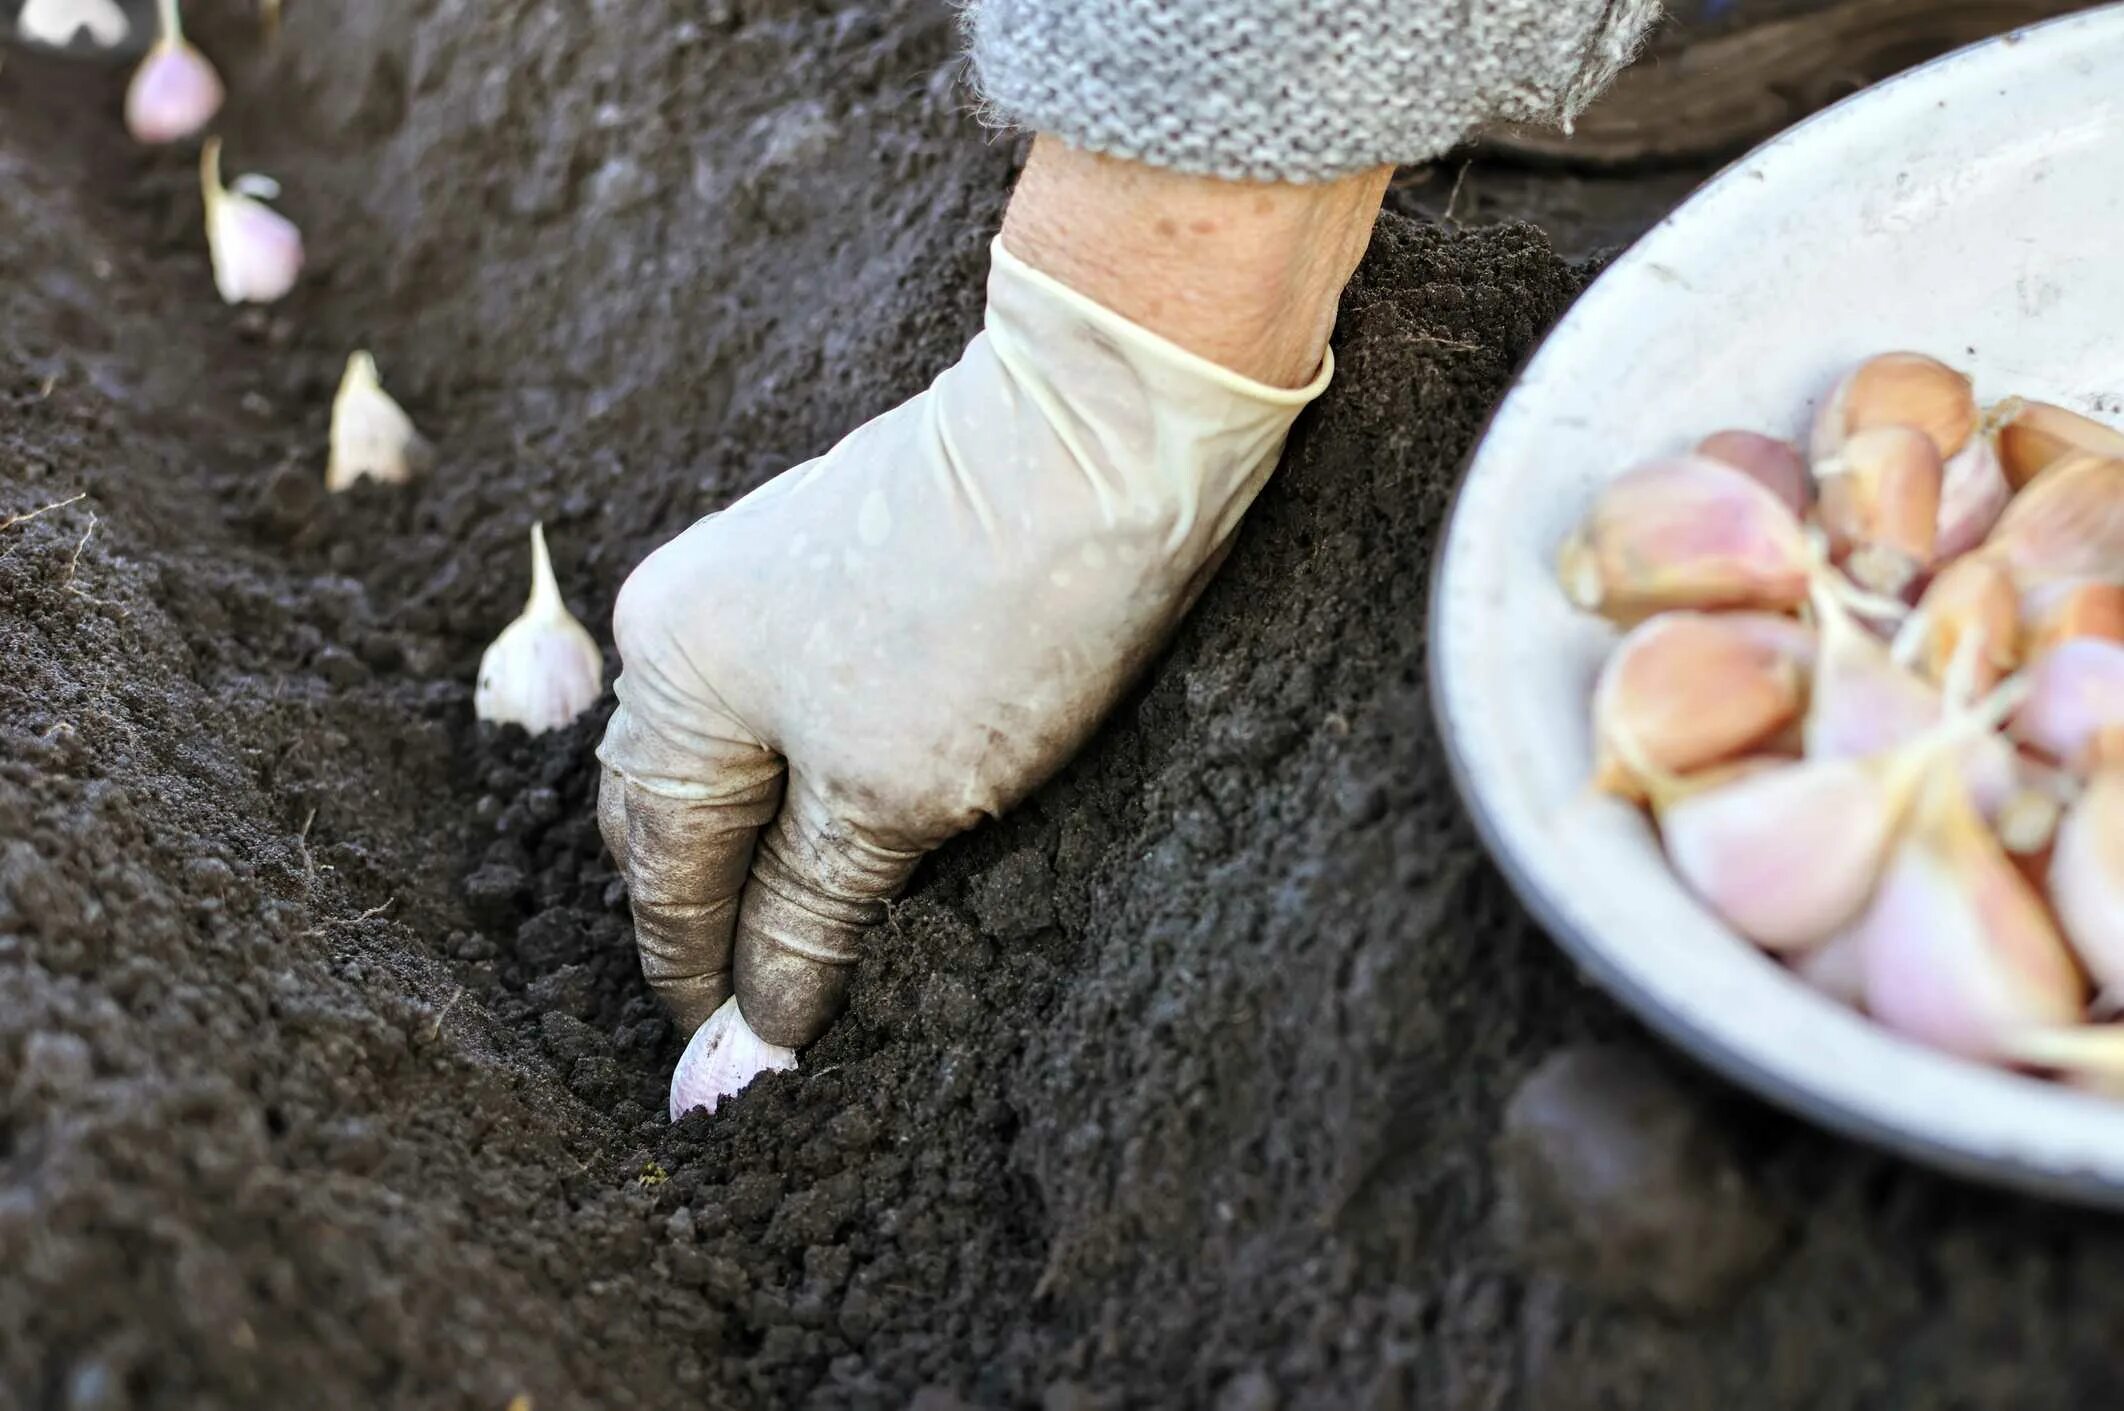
200 139 305 305
669 995 798 1120
1659 756 1899 953
1994 399 2124 492
1815 425 1942 596
1983 452 2124 589
1804 573 1938 761
1790 922 1867 1008
125 39 224 143
1694 429 1813 516
1857 769 2085 1062
1811 352 1978 465
2011 637 2124 771
1933 434 2013 562
1557 455 1812 623
2051 769 2124 993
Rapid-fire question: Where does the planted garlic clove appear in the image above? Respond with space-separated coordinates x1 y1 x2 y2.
669 995 798 1120
1811 352 1978 465
200 139 304 305
1900 557 2019 695
2011 637 2124 771
1590 612 1811 799
2051 769 2124 992
1694 430 1812 516
1815 425 1941 595
1983 452 2124 588
1858 768 2085 1062
1557 455 1811 622
327 352 429 491
1659 755 1903 952
474 523 605 735
125 0 222 144
1933 434 2013 563
2022 578 2124 659
1994 399 2124 491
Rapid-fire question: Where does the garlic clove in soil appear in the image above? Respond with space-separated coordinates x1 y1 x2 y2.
1994 398 2124 492
1810 351 1978 466
1694 429 1812 516
1897 556 2020 697
200 139 304 305
2050 768 2124 993
1857 766 2085 1062
1814 425 1942 596
22 0 131 49
474 523 604 735
1982 452 2124 588
125 0 222 144
669 995 798 1120
1556 455 1812 623
2011 637 2124 772
327 352 429 491
2023 579 2124 659
1590 611 1811 800
1933 433 2013 563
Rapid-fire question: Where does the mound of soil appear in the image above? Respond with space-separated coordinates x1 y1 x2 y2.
6 3 2124 1409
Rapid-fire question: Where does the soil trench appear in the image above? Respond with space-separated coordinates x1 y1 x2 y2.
4 3 2124 1409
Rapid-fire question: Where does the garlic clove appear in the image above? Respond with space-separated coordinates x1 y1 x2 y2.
1815 425 1941 595
1996 1025 2124 1097
327 352 429 491
1994 399 2124 492
474 523 606 735
1982 452 2124 588
1791 921 1867 1007
2051 769 2124 993
124 1 222 144
1557 455 1811 623
2011 637 2124 771
1658 755 1901 952
1811 352 1978 465
1898 556 2020 695
1804 571 1939 761
669 995 798 1120
22 0 131 48
1590 611 1811 799
1694 429 1812 516
1933 433 2013 562
2022 578 2124 659
199 139 304 306
1857 768 2085 1062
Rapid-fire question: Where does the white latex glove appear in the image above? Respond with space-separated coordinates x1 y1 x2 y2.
597 235 1329 1115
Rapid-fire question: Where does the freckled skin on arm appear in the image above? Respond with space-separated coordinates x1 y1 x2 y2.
1000 136 1394 389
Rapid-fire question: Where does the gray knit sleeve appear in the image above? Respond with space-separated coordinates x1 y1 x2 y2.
964 0 1662 184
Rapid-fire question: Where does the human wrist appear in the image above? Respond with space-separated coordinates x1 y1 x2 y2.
998 135 1390 389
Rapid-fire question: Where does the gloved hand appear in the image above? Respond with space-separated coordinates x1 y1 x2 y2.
598 229 1333 1116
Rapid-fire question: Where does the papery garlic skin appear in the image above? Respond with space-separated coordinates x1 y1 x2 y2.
1590 612 1810 798
125 0 221 143
22 0 130 48
1995 399 2124 491
475 524 605 735
1660 757 1898 953
2012 637 2124 771
1983 452 2124 588
1557 455 1811 622
1694 430 1812 516
669 995 799 1120
2052 770 2124 991
327 352 426 491
1858 771 2085 1062
1934 435 2013 562
200 139 304 305
1816 425 1941 595
1811 352 1977 466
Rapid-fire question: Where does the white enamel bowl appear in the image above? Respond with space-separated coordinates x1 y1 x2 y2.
1432 7 2124 1202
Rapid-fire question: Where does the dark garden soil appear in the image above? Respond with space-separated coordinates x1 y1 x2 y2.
5 2 2124 1409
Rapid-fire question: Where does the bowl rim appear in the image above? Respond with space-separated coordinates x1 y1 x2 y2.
1427 4 2124 1206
